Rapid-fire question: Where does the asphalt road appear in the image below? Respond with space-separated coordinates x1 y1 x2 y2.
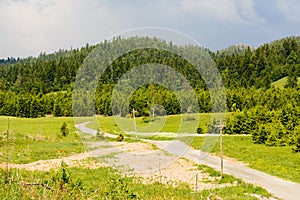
150 140 300 200
76 122 300 200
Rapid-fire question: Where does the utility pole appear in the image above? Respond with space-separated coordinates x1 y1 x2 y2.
6 117 10 181
132 108 137 138
218 120 225 176
151 84 155 118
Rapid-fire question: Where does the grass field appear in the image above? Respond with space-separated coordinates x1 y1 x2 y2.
0 159 271 199
85 113 228 135
0 116 85 164
1 115 299 186
190 135 300 183
271 76 300 88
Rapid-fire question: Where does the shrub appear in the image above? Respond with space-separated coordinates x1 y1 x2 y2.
196 127 203 134
60 122 69 137
207 119 219 134
142 116 151 123
96 128 105 140
105 173 139 199
292 134 300 152
116 133 124 142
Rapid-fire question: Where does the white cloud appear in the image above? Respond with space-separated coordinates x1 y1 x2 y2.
0 0 132 57
276 0 300 23
0 0 299 58
179 0 244 23
178 0 264 24
233 0 265 23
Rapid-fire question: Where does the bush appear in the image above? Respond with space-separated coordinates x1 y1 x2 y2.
142 116 151 123
96 128 105 140
105 173 139 199
207 119 219 134
116 133 124 142
60 122 69 137
196 127 203 134
292 134 300 152
52 161 83 192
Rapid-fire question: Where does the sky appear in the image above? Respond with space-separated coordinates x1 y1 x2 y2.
1 0 300 58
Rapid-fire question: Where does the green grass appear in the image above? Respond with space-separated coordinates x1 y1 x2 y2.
86 113 229 135
271 76 300 89
0 116 85 164
0 161 271 199
191 135 300 183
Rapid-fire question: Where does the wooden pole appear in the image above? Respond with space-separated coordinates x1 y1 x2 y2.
195 173 198 192
132 108 137 138
159 161 162 183
6 117 10 180
219 120 224 177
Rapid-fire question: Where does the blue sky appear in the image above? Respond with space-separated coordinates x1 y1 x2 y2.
1 0 300 58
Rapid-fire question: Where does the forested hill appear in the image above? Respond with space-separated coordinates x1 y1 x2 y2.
215 36 300 88
0 36 300 117
1 36 299 93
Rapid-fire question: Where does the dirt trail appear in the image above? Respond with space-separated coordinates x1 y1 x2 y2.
0 141 230 192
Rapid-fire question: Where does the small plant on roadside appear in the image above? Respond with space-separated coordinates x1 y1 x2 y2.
52 161 83 192
96 128 105 140
60 122 69 137
116 133 124 142
142 116 151 123
196 127 203 134
105 173 139 199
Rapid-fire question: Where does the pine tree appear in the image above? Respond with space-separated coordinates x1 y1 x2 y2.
285 51 298 88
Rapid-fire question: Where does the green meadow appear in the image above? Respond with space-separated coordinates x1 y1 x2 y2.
0 159 271 200
86 113 228 135
0 116 85 164
191 136 300 183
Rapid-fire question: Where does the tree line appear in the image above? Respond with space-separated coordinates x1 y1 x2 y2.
0 36 300 150
1 36 299 94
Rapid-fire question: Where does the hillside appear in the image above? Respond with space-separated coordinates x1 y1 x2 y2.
0 36 300 92
216 43 254 56
0 36 299 118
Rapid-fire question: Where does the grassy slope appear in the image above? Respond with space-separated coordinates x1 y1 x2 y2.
191 136 300 183
0 116 85 164
271 76 300 88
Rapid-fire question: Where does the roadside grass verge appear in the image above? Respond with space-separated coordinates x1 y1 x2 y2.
191 135 300 183
0 162 271 199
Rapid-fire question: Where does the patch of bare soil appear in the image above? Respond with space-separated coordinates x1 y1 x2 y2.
0 141 251 193
0 152 98 171
0 142 156 172
133 158 234 192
